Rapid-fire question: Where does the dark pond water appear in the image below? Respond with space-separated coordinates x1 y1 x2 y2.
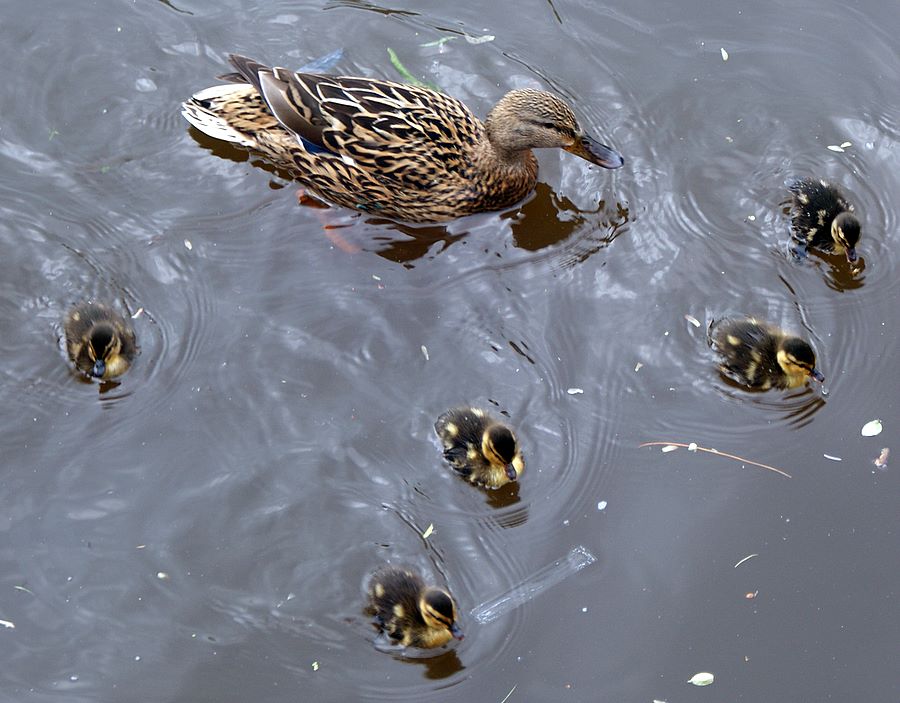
1 0 898 700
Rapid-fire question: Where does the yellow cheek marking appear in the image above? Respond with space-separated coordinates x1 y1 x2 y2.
71 312 81 321
512 455 525 476
726 335 741 346
444 422 458 437
393 604 405 618
471 408 484 418
374 583 385 598
798 193 809 205
466 447 479 461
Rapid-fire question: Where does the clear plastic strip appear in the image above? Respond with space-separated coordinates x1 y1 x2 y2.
469 545 597 624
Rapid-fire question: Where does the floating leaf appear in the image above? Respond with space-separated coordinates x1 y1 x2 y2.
422 523 434 539
661 445 678 453
0 619 14 629
131 307 144 319
464 34 495 44
861 419 883 437
720 48 729 61
567 388 584 395
684 314 701 328
420 37 454 48
421 345 429 361
688 672 715 686
840 141 852 149
183 239 193 251
826 145 845 153
386 48 438 90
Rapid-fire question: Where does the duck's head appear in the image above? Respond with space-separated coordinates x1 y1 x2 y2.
831 212 860 263
776 337 825 385
419 587 463 641
87 323 129 380
486 89 624 169
482 424 525 482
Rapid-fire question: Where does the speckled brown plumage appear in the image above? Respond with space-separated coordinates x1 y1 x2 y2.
182 54 623 223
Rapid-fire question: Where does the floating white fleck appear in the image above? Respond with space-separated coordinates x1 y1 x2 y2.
747 214 756 221
688 442 698 452
634 362 643 372
420 345 429 361
684 314 701 328
661 445 678 453
422 523 434 539
823 454 842 462
312 661 319 671
840 141 852 148
183 239 193 251
135 78 157 92
597 501 607 511
861 419 883 437
156 572 169 580
464 34 495 44
567 388 584 395
688 672 715 686
826 145 845 153
873 447 890 469
720 48 729 61
0 619 14 629
371 274 381 281
131 307 144 319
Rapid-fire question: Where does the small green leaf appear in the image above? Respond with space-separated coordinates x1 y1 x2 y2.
386 48 439 91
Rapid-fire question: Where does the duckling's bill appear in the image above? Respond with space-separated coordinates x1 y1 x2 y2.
565 133 624 169
450 622 464 640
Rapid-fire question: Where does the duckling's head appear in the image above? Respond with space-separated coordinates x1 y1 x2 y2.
776 337 825 385
419 587 463 641
486 89 624 169
482 424 524 482
831 212 860 262
86 323 128 380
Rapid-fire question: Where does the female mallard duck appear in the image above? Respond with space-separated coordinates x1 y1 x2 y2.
435 407 524 488
64 302 137 380
788 178 860 262
366 567 463 649
181 54 624 223
710 317 824 390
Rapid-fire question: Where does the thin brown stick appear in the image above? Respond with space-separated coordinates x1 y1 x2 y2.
639 441 792 478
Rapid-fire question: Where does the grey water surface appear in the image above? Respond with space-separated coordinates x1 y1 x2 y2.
1 0 898 700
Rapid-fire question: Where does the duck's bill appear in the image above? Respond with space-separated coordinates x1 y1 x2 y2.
450 623 464 640
566 134 624 169
810 368 825 383
505 464 518 481
845 247 858 263
91 360 106 378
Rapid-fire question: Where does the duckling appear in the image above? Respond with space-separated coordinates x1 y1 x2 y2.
365 567 463 649
710 317 824 390
64 302 137 380
435 407 525 488
788 178 860 262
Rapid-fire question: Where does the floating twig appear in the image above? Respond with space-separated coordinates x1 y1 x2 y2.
639 441 792 478
733 553 758 569
499 684 517 703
